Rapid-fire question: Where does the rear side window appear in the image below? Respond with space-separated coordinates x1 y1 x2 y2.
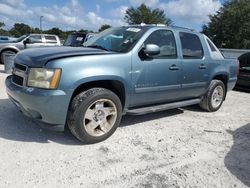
45 35 57 43
180 32 204 59
207 39 217 52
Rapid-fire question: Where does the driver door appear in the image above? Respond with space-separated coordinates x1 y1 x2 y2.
131 29 182 107
25 35 44 49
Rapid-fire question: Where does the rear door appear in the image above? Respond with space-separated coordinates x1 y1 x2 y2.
44 35 60 46
179 32 209 98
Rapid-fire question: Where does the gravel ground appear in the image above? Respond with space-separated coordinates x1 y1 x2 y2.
0 64 250 188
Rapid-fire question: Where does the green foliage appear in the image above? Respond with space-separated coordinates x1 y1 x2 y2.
46 27 67 39
202 0 250 49
0 29 8 36
78 29 89 33
0 21 8 35
31 27 41 33
0 22 5 28
98 24 111 32
124 4 172 25
0 21 94 40
9 23 32 37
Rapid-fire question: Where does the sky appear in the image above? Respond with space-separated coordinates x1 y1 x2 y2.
0 0 225 32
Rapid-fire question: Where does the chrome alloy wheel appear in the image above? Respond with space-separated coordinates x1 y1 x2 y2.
83 99 118 137
211 85 224 108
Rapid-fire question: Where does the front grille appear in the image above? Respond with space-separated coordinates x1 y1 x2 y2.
15 63 27 72
12 75 24 86
11 63 28 87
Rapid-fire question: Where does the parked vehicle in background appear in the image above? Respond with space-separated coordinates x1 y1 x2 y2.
84 33 95 42
5 25 239 143
0 36 17 43
0 34 61 64
219 48 250 59
64 32 95 47
235 52 250 90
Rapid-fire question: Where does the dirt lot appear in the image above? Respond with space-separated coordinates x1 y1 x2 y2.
0 64 249 188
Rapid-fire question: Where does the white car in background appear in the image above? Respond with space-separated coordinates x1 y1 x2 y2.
0 34 61 64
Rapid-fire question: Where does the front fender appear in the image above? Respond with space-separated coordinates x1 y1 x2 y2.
0 46 20 53
72 75 129 92
46 53 132 108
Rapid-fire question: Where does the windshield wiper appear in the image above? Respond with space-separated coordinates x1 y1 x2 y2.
85 45 110 51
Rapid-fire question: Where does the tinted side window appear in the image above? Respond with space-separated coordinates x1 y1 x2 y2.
180 32 203 59
144 30 177 58
45 35 57 43
29 35 42 43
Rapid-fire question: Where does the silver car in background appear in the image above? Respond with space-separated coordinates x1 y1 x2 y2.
0 34 61 63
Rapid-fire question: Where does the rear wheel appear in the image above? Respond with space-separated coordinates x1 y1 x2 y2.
200 80 226 112
67 88 122 144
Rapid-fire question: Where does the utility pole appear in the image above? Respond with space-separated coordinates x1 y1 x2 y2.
40 16 44 33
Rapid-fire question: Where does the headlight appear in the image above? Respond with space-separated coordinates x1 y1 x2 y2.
27 68 61 89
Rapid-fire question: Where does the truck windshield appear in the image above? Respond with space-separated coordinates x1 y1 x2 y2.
15 35 28 43
83 27 149 53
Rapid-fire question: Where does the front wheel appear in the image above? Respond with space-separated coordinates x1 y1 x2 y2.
67 88 122 144
200 80 226 112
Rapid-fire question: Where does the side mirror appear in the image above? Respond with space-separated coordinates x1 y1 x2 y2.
23 38 30 45
143 44 160 57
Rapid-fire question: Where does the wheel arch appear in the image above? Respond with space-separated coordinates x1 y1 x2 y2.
0 47 19 54
70 79 127 110
0 47 19 64
212 73 229 99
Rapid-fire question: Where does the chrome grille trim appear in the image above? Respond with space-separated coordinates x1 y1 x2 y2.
11 63 28 87
15 63 28 72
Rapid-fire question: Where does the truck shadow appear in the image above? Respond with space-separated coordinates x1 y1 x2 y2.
181 105 205 113
0 98 184 145
224 123 250 187
0 98 82 145
120 108 184 127
233 88 250 93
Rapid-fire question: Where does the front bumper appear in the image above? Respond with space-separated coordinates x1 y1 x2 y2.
5 75 71 131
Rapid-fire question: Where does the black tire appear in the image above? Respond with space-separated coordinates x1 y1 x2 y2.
0 50 17 64
67 88 122 144
199 80 226 112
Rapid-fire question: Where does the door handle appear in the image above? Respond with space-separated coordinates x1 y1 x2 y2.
199 64 207 69
169 64 179 71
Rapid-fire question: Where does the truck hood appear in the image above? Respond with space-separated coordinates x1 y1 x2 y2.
15 46 113 67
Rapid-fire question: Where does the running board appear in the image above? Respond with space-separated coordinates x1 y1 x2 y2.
127 98 201 115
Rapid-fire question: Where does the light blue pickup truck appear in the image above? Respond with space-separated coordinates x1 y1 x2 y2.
5 25 239 143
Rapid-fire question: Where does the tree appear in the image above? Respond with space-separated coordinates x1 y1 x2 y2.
124 4 172 25
10 23 32 37
46 27 63 36
46 27 68 39
0 22 5 28
78 29 88 33
98 24 111 32
0 21 8 36
31 27 41 34
202 0 250 49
